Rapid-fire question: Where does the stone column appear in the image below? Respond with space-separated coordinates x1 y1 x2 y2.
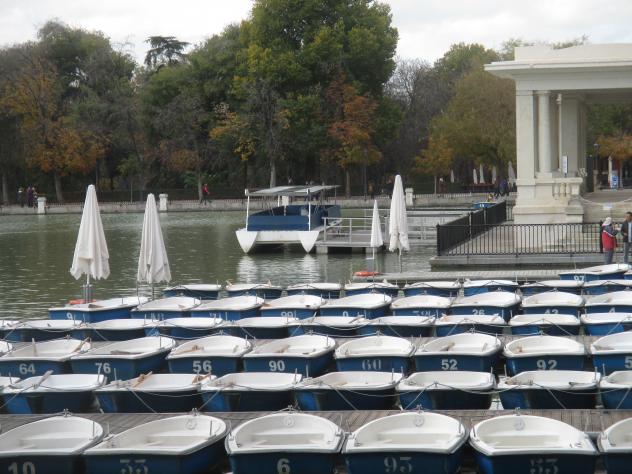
405 188 413 206
515 90 536 180
159 193 168 212
37 197 46 214
537 91 552 174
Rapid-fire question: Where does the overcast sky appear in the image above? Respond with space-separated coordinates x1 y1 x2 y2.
2 0 632 64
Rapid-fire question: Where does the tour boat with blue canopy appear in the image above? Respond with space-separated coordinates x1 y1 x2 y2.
319 293 391 319
397 371 495 410
85 413 227 474
597 371 632 409
498 370 600 410
162 283 222 299
503 335 586 375
390 295 451 317
49 296 148 323
226 412 344 474
560 263 630 282
344 281 400 297
2 373 105 414
0 338 89 376
470 414 597 474
584 290 632 314
434 315 506 336
131 296 200 320
462 279 518 296
521 291 584 316
403 280 461 297
235 185 341 253
242 334 335 376
583 279 632 295
95 373 208 413
509 313 581 336
335 335 415 373
0 415 104 474
155 317 224 339
190 295 264 321
260 294 325 319
70 336 176 380
581 312 632 335
414 333 502 372
591 331 632 374
166 334 252 375
6 319 89 342
520 279 583 296
200 372 302 412
343 412 468 474
295 371 402 411
225 316 296 339
225 282 283 299
289 315 368 337
286 282 341 299
599 417 632 474
356 315 434 338
88 318 157 341
450 292 521 321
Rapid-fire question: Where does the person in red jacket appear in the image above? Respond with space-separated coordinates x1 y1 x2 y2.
602 217 618 264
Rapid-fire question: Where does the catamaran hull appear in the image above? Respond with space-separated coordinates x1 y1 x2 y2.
236 228 321 253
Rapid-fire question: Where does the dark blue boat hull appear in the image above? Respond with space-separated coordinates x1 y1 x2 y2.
289 324 359 338
592 353 632 375
70 352 168 380
345 288 399 297
229 452 337 474
190 308 260 321
201 389 294 412
521 286 582 296
319 305 389 319
163 289 219 299
243 352 333 377
391 308 444 317
88 328 148 342
49 306 133 323
583 322 632 336
335 356 411 373
345 449 464 474
583 284 630 295
132 310 190 320
0 456 84 474
356 324 432 338
168 356 241 376
474 451 596 474
399 389 492 410
157 326 223 339
287 289 340 299
463 286 516 296
505 355 586 376
498 388 596 409
522 306 581 316
603 452 632 474
0 359 70 377
435 322 505 337
96 389 202 413
227 289 283 299
602 388 632 409
226 325 289 339
403 287 458 297
296 387 396 411
4 390 96 414
586 305 632 314
561 271 626 282
261 308 317 319
451 305 518 322
414 353 499 373
510 323 580 336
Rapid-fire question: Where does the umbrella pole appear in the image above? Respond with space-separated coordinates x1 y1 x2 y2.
84 274 92 303
399 248 403 273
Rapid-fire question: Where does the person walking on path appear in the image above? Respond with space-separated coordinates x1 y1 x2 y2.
621 212 632 264
200 183 210 205
602 217 618 264
26 185 34 208
17 187 24 207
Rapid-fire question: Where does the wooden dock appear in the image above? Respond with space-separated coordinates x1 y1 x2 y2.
352 268 576 283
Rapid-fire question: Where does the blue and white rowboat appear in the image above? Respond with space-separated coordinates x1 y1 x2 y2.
200 372 302 412
49 296 148 322
591 331 632 375
434 315 506 336
289 316 368 337
581 313 632 336
155 317 224 339
600 371 632 409
0 415 104 474
403 280 460 297
585 290 632 314
503 335 586 376
166 335 252 375
85 413 227 474
498 370 600 410
509 313 581 336
7 319 89 342
260 294 324 319
242 334 335 377
356 316 434 338
2 373 105 414
463 279 518 296
343 412 468 474
560 263 630 282
390 295 451 317
189 296 264 321
295 371 402 411
319 293 391 319
599 417 632 474
397 371 495 410
286 282 341 299
163 283 221 299
520 279 583 296
131 297 200 320
470 414 597 474
583 279 632 295
521 291 583 316
226 316 296 339
414 333 502 373
0 338 88 376
226 282 283 299
334 335 414 373
0 320 21 339
226 412 344 474
450 292 521 321
344 281 399 297
95 373 208 413
89 318 157 341
70 336 176 380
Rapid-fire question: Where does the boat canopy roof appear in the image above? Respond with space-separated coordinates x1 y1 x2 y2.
246 185 338 197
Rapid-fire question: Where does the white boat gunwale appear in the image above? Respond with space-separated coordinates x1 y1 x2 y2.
335 336 415 359
397 371 496 391
244 335 336 359
296 371 404 391
503 335 585 358
416 334 502 356
167 335 252 359
71 336 176 360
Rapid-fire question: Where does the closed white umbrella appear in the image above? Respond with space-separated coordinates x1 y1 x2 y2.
508 161 516 184
479 163 486 184
369 200 383 271
473 168 478 185
137 193 171 298
388 175 409 272
70 184 109 302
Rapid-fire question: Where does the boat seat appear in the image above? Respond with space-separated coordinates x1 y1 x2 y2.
145 434 206 447
484 434 562 448
20 436 87 450
376 433 455 445
249 432 325 445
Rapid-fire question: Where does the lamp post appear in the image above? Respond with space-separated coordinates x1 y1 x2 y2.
594 143 600 189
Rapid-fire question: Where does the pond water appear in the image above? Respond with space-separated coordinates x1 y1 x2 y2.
0 211 435 318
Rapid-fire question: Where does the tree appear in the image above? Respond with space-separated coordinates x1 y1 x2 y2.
144 36 189 69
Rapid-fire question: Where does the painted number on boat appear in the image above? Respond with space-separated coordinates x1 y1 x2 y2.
95 362 112 374
536 359 557 370
119 459 148 474
277 458 290 474
472 309 486 315
529 457 558 474
440 359 458 371
280 311 296 318
361 359 382 370
384 456 413 473
8 462 35 474
544 309 559 314
192 360 212 373
269 360 286 371
18 363 35 375
625 356 632 369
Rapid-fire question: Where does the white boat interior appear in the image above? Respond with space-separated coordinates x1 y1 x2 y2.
261 295 325 310
226 283 282 293
581 312 632 325
72 336 175 360
521 292 584 308
521 280 583 290
600 370 632 389
584 279 632 289
391 295 452 310
509 313 581 327
335 335 415 358
0 341 12 355
561 264 630 277
0 376 20 388
157 317 224 330
2 338 91 360
201 372 302 391
134 297 201 312
344 281 399 291
463 279 518 290
368 316 435 327
297 371 403 390
591 331 632 354
245 335 335 358
233 316 297 328
192 296 264 312
599 417 632 453
98 373 211 392
4 373 106 393
323 293 392 310
404 281 461 291
91 319 157 330
398 371 495 391
585 291 632 308
49 296 149 313
434 314 506 327
291 316 369 330
499 370 600 390
168 335 252 359
451 291 521 309
503 335 585 358
417 333 502 356
287 282 342 292
16 319 84 330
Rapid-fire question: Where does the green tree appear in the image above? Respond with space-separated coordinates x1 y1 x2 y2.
144 36 189 69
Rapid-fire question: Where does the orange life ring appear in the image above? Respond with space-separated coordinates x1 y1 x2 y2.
69 299 94 305
354 271 380 277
